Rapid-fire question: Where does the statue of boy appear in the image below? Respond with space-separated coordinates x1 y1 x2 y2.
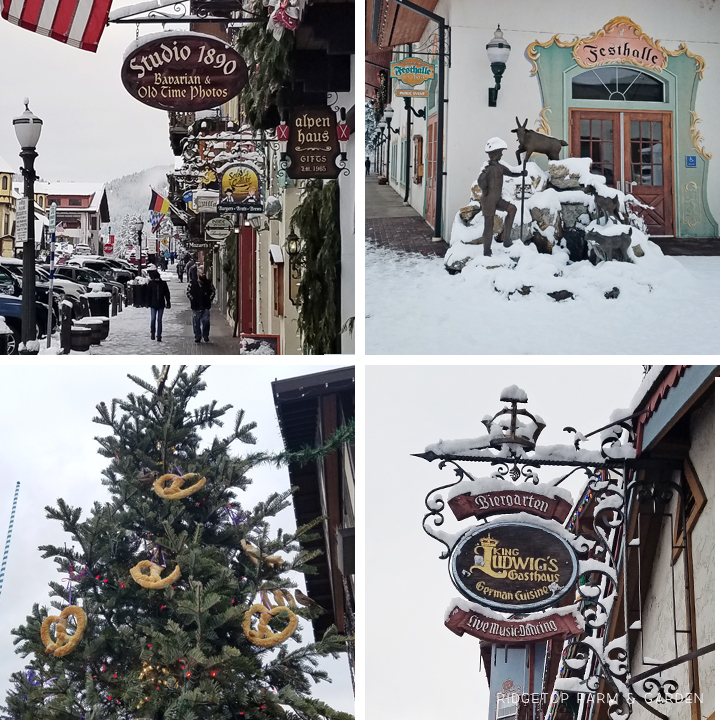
477 137 527 256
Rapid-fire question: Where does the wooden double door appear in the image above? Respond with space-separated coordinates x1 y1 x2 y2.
570 110 674 235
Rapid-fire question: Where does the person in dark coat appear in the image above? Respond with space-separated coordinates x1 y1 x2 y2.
365 157 371 175
186 266 215 343
177 257 185 282
185 253 198 284
147 268 171 341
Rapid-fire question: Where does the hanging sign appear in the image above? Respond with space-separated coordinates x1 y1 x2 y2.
286 107 341 179
449 521 578 612
448 488 572 524
121 31 248 112
445 605 584 643
217 163 264 213
391 56 435 97
15 198 28 244
193 190 219 214
573 18 667 72
205 216 235 240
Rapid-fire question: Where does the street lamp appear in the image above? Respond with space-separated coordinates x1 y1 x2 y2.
377 120 387 176
487 25 511 107
13 98 43 348
133 219 143 274
384 105 399 183
285 226 301 306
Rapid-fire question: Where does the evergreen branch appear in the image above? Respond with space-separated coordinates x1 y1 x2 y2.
267 420 354 469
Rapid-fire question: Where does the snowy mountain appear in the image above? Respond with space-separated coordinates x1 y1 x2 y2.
105 165 172 229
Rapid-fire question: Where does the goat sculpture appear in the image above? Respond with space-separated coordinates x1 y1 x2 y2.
511 117 568 164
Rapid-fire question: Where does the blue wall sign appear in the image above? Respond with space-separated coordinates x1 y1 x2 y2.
686 155 697 168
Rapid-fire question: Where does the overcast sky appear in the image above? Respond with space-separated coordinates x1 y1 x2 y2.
365 365 645 720
0 363 354 714
0 17 175 184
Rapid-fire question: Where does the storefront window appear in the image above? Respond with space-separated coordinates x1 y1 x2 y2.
572 67 664 102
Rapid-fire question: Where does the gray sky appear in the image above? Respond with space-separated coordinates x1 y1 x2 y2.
0 363 354 714
0 18 175 184
365 365 645 720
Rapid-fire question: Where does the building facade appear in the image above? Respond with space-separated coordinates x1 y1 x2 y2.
368 2 719 243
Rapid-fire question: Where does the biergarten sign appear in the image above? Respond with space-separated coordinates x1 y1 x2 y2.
448 487 572 523
217 163 264 213
390 56 435 97
121 31 248 112
285 107 341 179
449 521 578 612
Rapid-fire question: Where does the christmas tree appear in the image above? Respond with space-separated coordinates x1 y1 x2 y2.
2 366 352 720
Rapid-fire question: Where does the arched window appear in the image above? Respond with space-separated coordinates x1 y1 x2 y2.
572 67 664 102
1 175 7 191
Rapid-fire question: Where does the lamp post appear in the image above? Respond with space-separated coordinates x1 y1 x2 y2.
133 219 143 274
487 25 511 107
13 99 43 348
377 119 387 177
286 226 301 306
384 105 399 183
402 95 426 204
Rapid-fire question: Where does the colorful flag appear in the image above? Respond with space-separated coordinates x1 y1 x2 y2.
148 190 170 234
1 0 112 52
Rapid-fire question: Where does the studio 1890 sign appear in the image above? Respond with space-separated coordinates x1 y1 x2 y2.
121 31 248 112
449 521 578 612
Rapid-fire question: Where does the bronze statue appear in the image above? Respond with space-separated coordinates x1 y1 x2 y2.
511 117 568 164
477 137 527 256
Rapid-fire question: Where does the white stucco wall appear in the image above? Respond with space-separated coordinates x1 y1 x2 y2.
385 0 720 240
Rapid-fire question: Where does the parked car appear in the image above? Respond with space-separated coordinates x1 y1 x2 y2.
47 264 124 296
68 257 134 284
0 263 62 324
0 288 57 353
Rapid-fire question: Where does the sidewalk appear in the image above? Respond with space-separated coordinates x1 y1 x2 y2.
82 272 239 355
365 174 447 257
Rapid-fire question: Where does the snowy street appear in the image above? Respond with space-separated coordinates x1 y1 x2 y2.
365 243 720 354
75 272 239 355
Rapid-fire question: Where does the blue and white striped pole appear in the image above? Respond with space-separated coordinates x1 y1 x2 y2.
46 202 57 348
0 481 20 602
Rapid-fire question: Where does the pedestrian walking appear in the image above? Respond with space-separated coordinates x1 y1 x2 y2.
185 253 198 284
148 268 171 341
177 258 184 282
365 157 371 175
187 266 215 343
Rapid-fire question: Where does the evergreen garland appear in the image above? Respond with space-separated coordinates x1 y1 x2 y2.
238 0 294 130
222 234 239 336
268 421 354 469
290 181 341 355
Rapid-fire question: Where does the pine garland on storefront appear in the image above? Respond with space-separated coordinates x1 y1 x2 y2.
291 180 341 355
237 0 294 130
223 233 239 335
373 72 388 122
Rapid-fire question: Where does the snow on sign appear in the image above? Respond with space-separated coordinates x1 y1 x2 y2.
449 521 578 612
121 31 248 112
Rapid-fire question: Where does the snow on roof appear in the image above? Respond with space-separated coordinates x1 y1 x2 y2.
0 154 13 174
43 182 105 198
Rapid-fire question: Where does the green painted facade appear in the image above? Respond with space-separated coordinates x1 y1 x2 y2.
528 39 717 237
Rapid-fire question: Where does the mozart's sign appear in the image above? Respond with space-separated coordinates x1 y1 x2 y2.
391 56 435 97
449 522 578 612
445 606 584 644
574 18 667 72
448 489 572 524
286 107 341 179
121 31 248 111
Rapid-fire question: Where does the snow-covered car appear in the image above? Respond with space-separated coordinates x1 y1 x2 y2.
48 264 124 296
67 257 134 284
0 315 14 354
0 262 63 323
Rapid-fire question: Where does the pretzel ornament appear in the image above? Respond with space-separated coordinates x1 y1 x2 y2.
40 605 87 657
153 473 206 500
242 603 298 647
130 560 182 589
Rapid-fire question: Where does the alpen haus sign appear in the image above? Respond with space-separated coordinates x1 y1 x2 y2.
286 107 341 179
121 31 248 111
445 606 584 643
450 522 577 612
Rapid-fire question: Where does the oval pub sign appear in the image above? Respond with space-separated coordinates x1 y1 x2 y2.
449 521 578 612
121 31 248 112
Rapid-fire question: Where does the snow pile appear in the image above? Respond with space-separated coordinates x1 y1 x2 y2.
443 232 683 302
